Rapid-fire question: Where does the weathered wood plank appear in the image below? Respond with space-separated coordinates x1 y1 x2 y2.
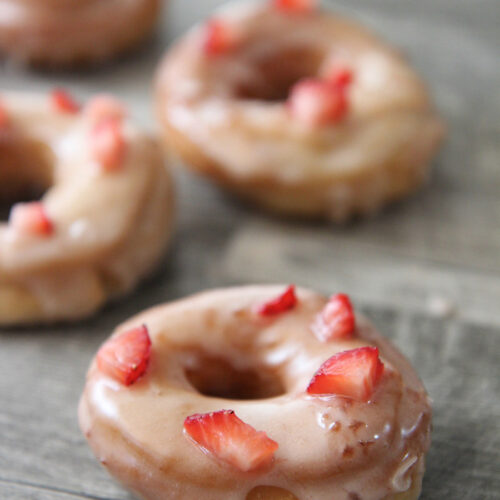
0 479 119 500
0 0 499 499
0 326 131 499
222 218 500 327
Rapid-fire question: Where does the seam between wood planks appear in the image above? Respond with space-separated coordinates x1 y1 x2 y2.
0 477 118 500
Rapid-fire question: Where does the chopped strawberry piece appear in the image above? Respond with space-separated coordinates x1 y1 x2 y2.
257 285 297 316
203 19 237 55
288 78 349 126
307 347 384 401
312 293 355 341
50 88 80 114
184 410 278 472
90 119 126 171
0 101 9 128
97 325 151 386
9 202 54 237
85 95 126 124
327 65 354 89
273 0 317 14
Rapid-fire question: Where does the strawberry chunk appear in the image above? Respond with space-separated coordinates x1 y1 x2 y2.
184 410 278 472
257 285 297 316
9 202 54 237
273 0 317 14
97 325 151 386
90 119 126 171
85 95 126 124
288 78 348 127
312 293 355 341
203 19 238 55
327 64 354 89
50 88 80 114
307 347 384 401
0 101 9 128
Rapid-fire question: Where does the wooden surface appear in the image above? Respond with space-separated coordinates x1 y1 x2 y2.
1 0 499 499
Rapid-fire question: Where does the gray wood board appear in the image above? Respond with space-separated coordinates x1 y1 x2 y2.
1 0 499 499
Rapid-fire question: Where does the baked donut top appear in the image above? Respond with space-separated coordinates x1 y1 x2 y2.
83 286 431 500
1 0 117 11
0 91 162 275
157 0 439 184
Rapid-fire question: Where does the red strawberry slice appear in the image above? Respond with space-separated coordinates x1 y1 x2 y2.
184 410 278 472
9 202 54 236
312 293 355 341
97 325 151 386
257 285 297 316
273 0 317 14
202 19 238 56
90 119 126 171
327 64 354 89
0 101 9 128
50 88 80 114
307 347 384 401
288 78 348 126
85 94 126 124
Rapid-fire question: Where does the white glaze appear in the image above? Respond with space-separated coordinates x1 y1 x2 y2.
79 286 431 500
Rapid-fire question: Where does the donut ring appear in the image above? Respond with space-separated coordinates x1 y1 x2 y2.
79 285 431 500
0 91 174 325
0 0 161 66
155 0 444 221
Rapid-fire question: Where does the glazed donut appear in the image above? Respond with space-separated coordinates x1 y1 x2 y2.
0 90 174 325
79 285 431 500
0 0 161 66
155 0 444 221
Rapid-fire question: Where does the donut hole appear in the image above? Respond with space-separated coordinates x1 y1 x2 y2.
185 353 286 400
0 135 54 221
234 46 324 102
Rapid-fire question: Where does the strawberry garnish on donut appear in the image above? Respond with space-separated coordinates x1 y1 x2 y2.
9 202 54 237
257 284 297 316
202 19 238 56
51 88 81 114
312 293 355 341
90 119 126 172
274 0 317 14
307 347 384 401
85 95 126 124
288 78 349 126
97 325 151 386
327 64 354 89
184 410 278 472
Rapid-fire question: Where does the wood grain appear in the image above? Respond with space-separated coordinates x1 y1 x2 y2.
0 0 499 499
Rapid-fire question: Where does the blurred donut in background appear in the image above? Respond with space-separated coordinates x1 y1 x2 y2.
155 0 444 221
0 0 162 67
0 90 174 325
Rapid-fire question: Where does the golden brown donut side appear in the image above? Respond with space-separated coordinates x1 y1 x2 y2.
0 0 161 66
157 109 442 221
